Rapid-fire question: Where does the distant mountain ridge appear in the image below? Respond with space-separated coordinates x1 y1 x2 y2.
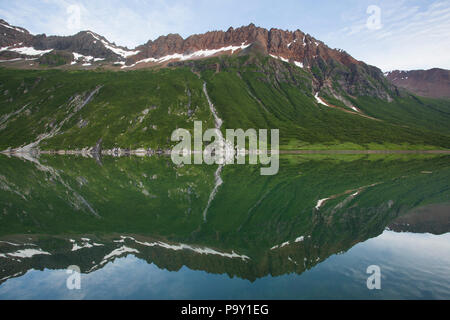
385 68 450 99
0 19 137 62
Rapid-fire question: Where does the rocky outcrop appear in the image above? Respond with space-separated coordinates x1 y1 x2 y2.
1 20 137 62
128 23 360 69
32 31 125 61
0 19 33 47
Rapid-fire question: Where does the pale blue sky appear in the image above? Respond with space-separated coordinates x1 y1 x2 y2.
0 0 449 71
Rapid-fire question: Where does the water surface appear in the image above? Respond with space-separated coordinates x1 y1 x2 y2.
0 154 449 299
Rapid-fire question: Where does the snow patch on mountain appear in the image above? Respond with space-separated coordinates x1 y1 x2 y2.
0 22 25 33
287 39 297 48
270 54 289 63
314 93 329 106
117 236 250 261
270 55 304 68
0 46 52 56
315 197 329 209
71 238 104 251
87 31 139 58
102 41 140 58
73 52 94 62
102 246 139 261
7 249 51 258
123 43 250 68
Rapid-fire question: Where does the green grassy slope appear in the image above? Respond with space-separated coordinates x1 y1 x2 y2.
196 55 450 149
0 68 214 150
0 53 449 150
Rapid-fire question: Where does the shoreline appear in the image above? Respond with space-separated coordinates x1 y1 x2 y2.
1 149 450 157
279 150 450 154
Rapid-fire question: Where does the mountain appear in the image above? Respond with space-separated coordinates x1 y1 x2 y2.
385 68 450 99
0 19 449 152
388 204 450 235
0 19 138 65
1 21 395 102
129 23 396 102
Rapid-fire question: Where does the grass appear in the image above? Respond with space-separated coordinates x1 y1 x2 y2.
0 53 449 151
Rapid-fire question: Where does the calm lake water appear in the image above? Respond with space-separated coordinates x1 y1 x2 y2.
0 153 449 299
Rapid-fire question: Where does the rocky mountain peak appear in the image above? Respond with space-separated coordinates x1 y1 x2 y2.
126 23 361 71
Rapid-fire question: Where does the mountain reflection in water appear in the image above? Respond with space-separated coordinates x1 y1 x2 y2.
0 153 449 299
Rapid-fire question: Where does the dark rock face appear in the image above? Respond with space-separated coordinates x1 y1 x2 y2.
129 23 360 69
329 63 396 101
386 69 450 98
0 50 23 60
1 20 135 61
32 31 123 61
0 19 33 47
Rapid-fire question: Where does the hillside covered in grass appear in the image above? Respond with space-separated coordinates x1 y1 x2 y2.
0 54 449 151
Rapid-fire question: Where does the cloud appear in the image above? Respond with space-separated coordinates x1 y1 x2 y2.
0 0 195 48
0 0 448 70
326 0 450 70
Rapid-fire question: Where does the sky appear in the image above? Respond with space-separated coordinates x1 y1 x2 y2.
0 0 449 71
